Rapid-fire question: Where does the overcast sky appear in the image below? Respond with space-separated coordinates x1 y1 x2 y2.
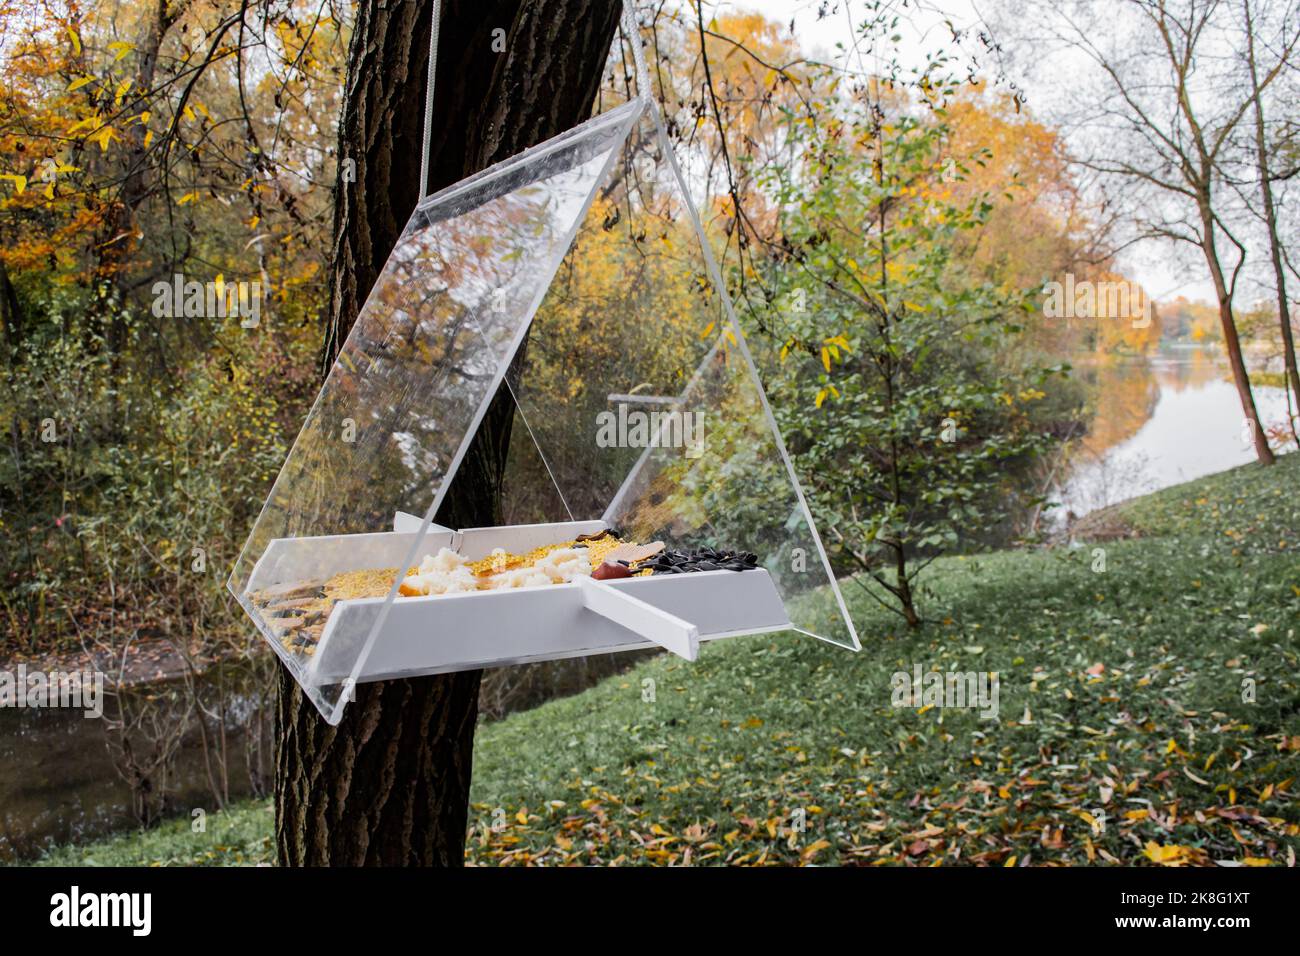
711 0 1219 304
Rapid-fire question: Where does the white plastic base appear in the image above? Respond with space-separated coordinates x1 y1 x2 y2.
307 564 788 685
246 518 793 688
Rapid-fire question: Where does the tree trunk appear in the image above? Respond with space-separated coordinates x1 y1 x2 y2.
1195 196 1274 466
1243 1 1300 448
91 3 177 358
0 257 22 360
276 0 622 867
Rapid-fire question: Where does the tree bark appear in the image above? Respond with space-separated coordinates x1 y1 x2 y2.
91 1 181 357
1243 0 1300 448
276 0 622 867
0 258 23 360
1195 192 1275 466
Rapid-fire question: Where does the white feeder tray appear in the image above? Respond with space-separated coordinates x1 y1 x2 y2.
244 516 791 689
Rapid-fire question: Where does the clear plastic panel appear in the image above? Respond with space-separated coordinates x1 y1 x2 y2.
228 100 642 721
504 105 860 650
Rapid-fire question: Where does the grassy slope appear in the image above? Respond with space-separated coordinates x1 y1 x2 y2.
35 800 274 867
33 454 1300 866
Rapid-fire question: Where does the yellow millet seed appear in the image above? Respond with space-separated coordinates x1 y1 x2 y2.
465 535 633 577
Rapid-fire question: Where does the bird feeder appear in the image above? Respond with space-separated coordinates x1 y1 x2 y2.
229 93 860 724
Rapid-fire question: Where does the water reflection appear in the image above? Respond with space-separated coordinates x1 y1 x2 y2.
1052 346 1292 521
0 661 273 862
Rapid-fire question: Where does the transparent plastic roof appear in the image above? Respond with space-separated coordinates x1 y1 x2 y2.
503 105 858 648
230 96 858 724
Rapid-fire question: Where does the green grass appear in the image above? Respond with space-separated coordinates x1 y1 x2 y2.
34 799 274 867
32 453 1300 866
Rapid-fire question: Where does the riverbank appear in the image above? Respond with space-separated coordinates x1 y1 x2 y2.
0 638 225 689
27 452 1300 866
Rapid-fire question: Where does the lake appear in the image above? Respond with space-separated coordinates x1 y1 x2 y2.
0 662 274 862
1050 346 1292 522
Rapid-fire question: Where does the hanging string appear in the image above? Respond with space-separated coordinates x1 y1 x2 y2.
421 2 647 202
621 1 653 103
418 0 443 202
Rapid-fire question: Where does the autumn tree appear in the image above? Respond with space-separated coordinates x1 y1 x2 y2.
0 1 341 651
1238 0 1299 445
1001 0 1277 464
751 52 1061 626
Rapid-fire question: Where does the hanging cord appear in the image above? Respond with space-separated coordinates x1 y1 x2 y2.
418 0 443 202
420 1 645 202
621 1 653 103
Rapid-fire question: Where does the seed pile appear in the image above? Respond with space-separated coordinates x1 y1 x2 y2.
641 547 759 574
574 533 630 569
462 530 629 578
327 567 409 599
250 569 428 656
467 544 556 577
